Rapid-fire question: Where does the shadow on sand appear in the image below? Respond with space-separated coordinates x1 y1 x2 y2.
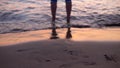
0 39 120 68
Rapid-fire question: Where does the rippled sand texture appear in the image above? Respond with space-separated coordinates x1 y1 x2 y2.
0 0 120 33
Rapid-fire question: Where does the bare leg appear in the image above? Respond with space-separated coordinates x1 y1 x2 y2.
50 2 59 39
66 2 72 39
66 2 72 25
51 2 57 22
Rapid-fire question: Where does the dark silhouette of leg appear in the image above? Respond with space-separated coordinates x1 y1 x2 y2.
51 2 57 22
66 27 72 39
50 2 59 39
66 2 72 39
50 21 59 39
66 2 72 24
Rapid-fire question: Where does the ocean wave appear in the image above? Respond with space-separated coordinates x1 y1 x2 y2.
0 0 120 33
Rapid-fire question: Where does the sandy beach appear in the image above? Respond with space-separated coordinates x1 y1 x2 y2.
0 28 120 68
0 0 120 68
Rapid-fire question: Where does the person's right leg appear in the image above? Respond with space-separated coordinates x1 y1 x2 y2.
51 0 57 22
50 0 59 39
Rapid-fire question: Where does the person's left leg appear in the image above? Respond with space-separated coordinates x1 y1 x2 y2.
65 0 72 24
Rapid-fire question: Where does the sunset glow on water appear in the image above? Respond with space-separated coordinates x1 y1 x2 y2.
0 0 120 33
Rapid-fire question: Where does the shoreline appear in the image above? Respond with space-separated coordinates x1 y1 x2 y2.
0 26 120 34
0 27 120 46
0 27 120 68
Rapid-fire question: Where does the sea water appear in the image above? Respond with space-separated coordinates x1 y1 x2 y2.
0 0 120 33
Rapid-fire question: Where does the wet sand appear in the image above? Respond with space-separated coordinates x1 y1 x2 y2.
0 28 120 68
0 27 120 46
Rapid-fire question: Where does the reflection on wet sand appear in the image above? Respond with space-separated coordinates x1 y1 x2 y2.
50 21 72 39
50 21 59 39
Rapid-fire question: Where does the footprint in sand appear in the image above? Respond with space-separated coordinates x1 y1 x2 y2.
59 63 71 68
104 54 118 63
45 59 51 62
82 61 96 65
59 61 96 68
64 49 79 56
16 48 33 52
